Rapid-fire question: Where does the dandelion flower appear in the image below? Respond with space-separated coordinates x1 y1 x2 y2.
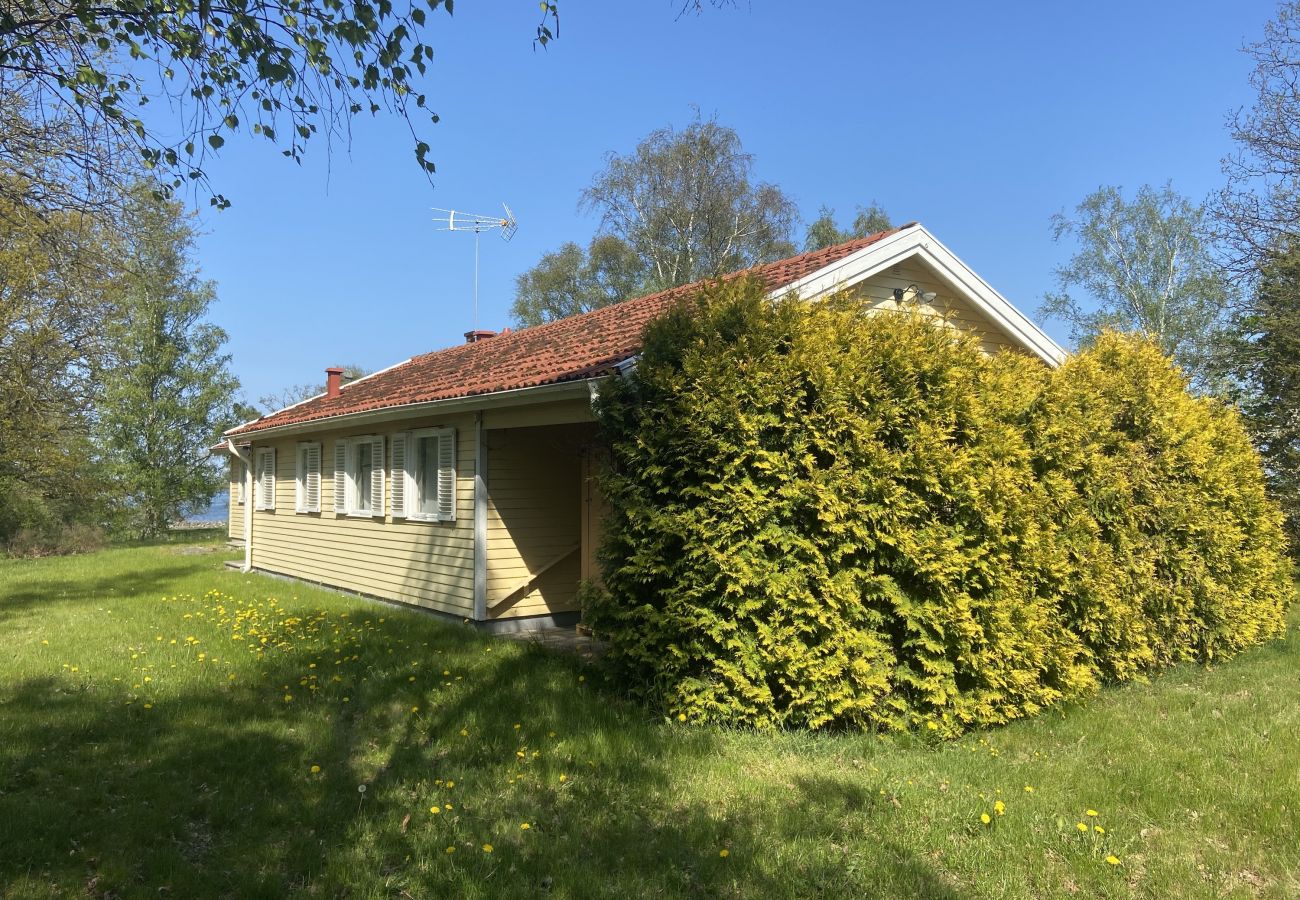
144 703 153 710
446 781 454 788
719 849 730 858
482 843 493 853
520 823 530 830
1076 822 1088 833
677 713 686 722
310 765 321 774
1094 825 1105 834
559 775 568 783
430 806 440 815
459 729 469 737
994 800 1005 815
1086 809 1098 817
1106 855 1120 866
1023 785 1034 793
926 721 938 731
980 813 991 824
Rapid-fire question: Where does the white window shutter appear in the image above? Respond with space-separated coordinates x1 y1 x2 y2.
390 433 407 519
436 429 456 522
235 460 246 505
306 443 321 513
369 435 385 517
257 447 276 511
294 445 307 513
333 441 347 514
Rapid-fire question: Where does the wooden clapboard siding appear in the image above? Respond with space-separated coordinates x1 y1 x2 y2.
227 459 245 541
485 423 594 620
855 262 1020 355
247 413 477 616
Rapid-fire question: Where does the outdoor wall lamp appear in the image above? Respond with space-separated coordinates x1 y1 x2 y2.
893 284 939 304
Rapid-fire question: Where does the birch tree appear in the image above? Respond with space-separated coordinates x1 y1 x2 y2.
579 114 797 290
1040 183 1233 386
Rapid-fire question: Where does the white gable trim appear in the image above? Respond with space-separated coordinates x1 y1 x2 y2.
773 225 1067 367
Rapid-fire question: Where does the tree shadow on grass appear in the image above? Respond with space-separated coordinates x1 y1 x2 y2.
0 564 204 625
0 615 965 899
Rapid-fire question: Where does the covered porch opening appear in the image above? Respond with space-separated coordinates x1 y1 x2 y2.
484 421 606 626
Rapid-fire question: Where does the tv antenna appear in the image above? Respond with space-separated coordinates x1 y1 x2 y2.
432 204 518 327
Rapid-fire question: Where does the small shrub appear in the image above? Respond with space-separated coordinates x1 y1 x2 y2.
588 278 1292 733
6 523 107 558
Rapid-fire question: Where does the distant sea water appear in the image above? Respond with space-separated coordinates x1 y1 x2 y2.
180 491 229 526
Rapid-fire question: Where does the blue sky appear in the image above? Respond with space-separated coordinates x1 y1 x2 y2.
191 0 1277 405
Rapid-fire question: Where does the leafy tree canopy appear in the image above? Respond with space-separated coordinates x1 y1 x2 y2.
803 202 891 251
1040 183 1233 388
510 234 648 327
96 182 242 537
0 0 560 211
1229 241 1300 549
512 114 797 326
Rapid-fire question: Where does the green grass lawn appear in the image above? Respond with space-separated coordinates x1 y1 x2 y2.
0 542 1296 899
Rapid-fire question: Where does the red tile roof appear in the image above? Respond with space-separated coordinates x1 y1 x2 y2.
225 225 912 436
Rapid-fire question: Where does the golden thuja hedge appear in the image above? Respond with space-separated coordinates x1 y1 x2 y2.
586 278 1292 733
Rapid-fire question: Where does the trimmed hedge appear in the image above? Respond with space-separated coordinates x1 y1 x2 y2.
586 278 1292 733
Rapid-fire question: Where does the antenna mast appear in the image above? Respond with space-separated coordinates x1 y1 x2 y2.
431 204 518 327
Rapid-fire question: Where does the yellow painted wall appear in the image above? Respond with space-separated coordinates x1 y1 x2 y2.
484 423 594 620
849 262 1021 356
248 413 477 617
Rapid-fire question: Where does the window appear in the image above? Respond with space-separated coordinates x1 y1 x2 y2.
333 436 385 517
254 447 276 511
233 459 246 505
391 428 456 522
295 442 321 513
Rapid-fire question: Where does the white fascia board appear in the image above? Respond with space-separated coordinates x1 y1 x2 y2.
772 225 1067 367
226 378 602 441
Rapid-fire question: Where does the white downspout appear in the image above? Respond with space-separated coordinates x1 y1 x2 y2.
225 439 254 573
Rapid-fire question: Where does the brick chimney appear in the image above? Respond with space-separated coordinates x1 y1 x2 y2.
464 329 498 344
325 366 345 397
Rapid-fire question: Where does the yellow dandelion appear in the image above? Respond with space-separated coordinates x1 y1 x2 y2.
459 729 469 737
520 823 530 830
1086 809 1098 817
994 800 1005 815
430 806 440 815
445 803 453 810
446 780 454 788
482 843 493 853
1076 822 1088 833
677 713 686 722
719 848 730 858
980 813 991 825
578 675 585 683
310 765 321 774
1024 785 1034 793
143 703 153 710
445 846 455 854
559 774 568 783
1094 825 1106 834
411 706 419 713
1106 855 1120 866
926 721 938 731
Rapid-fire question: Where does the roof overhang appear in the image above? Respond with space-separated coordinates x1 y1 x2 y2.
224 377 602 441
773 225 1067 366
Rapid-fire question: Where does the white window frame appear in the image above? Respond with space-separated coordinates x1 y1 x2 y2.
391 427 457 523
253 446 276 511
294 441 322 514
234 458 246 505
334 435 385 518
